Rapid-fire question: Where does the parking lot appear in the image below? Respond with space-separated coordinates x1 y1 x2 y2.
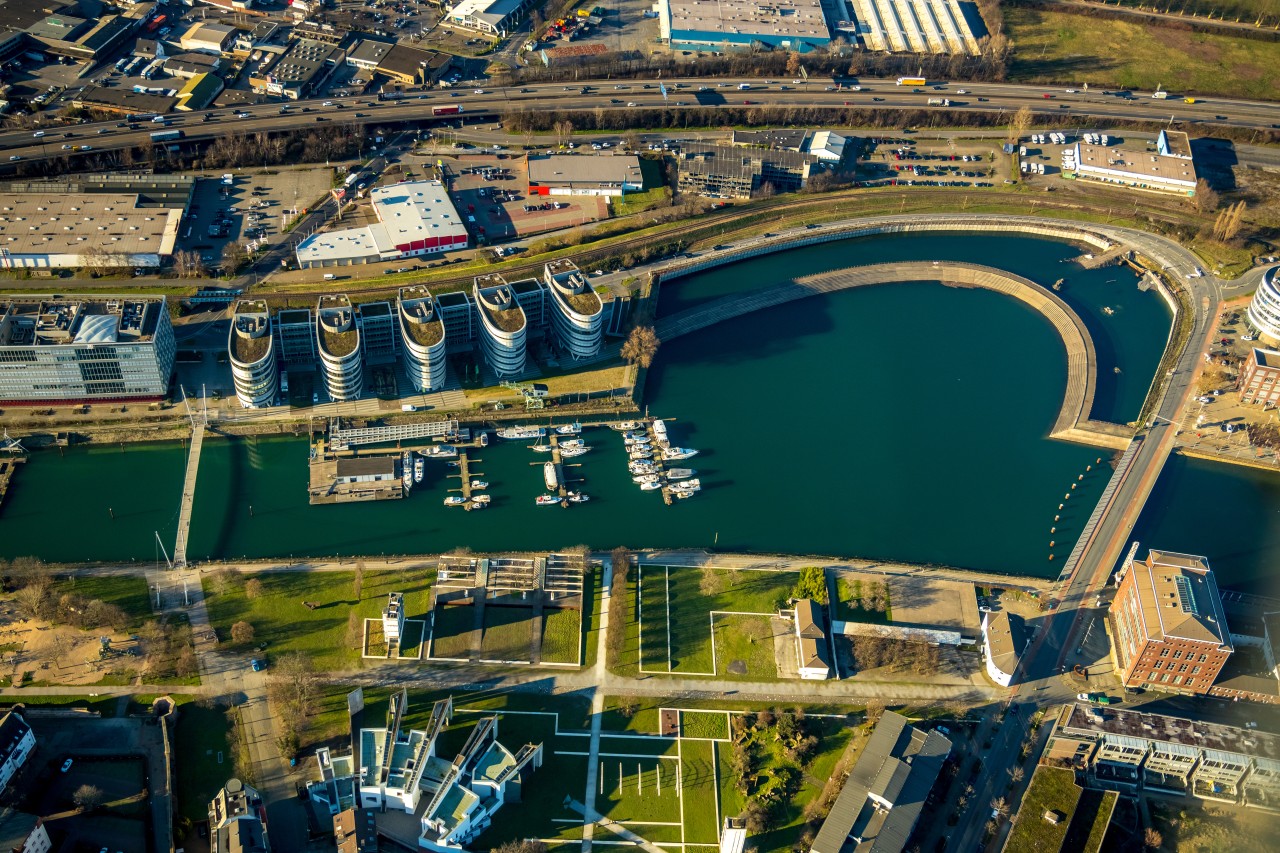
445 153 609 242
861 136 1011 188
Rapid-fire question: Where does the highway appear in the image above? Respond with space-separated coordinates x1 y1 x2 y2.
2 75 1279 165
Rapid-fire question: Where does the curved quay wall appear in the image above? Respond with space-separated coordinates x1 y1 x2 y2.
655 260 1131 450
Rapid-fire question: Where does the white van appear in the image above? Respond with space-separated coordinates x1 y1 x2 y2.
323 273 336 280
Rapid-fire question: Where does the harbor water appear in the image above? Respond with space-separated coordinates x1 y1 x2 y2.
0 231 1202 581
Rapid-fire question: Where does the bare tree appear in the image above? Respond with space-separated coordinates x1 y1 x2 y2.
244 578 263 600
73 784 105 811
990 796 1009 820
620 325 661 369
1007 105 1032 144
221 242 248 275
14 576 53 620
1193 179 1220 214
230 621 255 644
1143 827 1163 850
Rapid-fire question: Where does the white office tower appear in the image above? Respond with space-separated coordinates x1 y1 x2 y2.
544 259 603 359
1247 266 1280 344
228 300 278 408
316 295 363 401
397 286 447 392
473 275 527 379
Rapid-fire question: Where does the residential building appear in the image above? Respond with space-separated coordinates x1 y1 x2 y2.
1248 267 1280 345
317 295 363 401
1049 702 1280 807
178 21 236 55
793 598 830 680
0 295 175 405
543 260 603 360
334 807 377 853
0 810 50 853
1238 347 1280 406
209 778 270 853
445 0 536 36
676 144 825 198
274 308 316 368
295 181 468 268
1108 549 1233 695
473 275 527 379
658 0 832 53
1069 129 1197 195
0 712 34 793
811 711 951 853
527 154 645 197
383 592 404 644
228 300 278 408
398 286 448 392
982 610 1025 687
0 192 183 269
356 301 396 365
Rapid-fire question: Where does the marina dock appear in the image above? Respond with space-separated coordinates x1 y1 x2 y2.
0 455 25 507
447 449 488 510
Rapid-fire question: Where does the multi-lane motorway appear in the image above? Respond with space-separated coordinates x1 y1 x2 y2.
2 75 1278 164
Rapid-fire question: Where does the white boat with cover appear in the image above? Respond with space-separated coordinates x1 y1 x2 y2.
498 426 546 440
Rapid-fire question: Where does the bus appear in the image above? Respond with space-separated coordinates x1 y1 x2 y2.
896 77 928 86
150 129 183 142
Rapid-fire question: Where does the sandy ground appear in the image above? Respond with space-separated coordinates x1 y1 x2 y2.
0 606 150 687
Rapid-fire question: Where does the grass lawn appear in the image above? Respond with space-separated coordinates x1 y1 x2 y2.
713 614 779 680
1006 767 1082 852
681 739 722 845
2 694 119 716
480 606 534 662
598 755 683 824
398 619 425 658
540 606 582 664
56 574 153 626
1006 7 1280 101
203 567 432 670
600 694 862 735
681 710 730 740
583 566 601 669
599 735 678 757
1065 787 1118 853
638 564 670 671
430 603 476 659
173 699 232 821
611 185 673 217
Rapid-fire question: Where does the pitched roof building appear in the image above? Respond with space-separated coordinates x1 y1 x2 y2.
0 712 34 794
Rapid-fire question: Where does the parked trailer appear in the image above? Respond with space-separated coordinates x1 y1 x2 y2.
150 129 183 142
927 98 950 106
897 77 928 86
432 105 462 116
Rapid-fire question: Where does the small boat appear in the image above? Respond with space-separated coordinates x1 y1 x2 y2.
535 495 562 506
543 461 559 491
560 437 585 448
497 426 546 440
556 422 582 435
413 457 424 484
470 494 491 504
666 468 696 480
678 478 702 492
468 500 487 510
568 492 590 503
446 461 459 468
443 496 467 506
651 419 669 442
624 436 650 446
402 452 414 491
532 443 555 453
623 431 648 441
633 473 661 484
470 480 488 490
610 420 641 431
629 462 657 474
560 445 590 458
629 449 653 460
639 481 663 491
670 488 696 500
478 431 489 447
663 447 698 461
428 444 458 458
1102 306 1115 316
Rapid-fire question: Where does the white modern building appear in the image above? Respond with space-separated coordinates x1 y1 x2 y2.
445 0 535 36
0 295 175 405
1070 129 1197 195
981 610 1025 687
383 592 404 644
317 295 364 401
397 286 448 392
295 181 468 269
228 300 278 409
0 712 34 794
543 260 603 360
1247 266 1280 344
473 275 527 379
208 778 270 853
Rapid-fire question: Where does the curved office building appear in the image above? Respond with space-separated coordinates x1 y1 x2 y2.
228 300 278 408
474 275 527 378
1248 266 1280 344
397 286 447 392
316 295 363 401
544 260 603 359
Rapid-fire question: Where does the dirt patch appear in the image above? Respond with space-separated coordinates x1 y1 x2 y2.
0 612 148 688
659 708 679 736
726 659 747 675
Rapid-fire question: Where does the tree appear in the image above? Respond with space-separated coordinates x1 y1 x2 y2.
791 566 828 604
175 645 198 678
244 578 263 600
1010 766 1025 784
494 842 548 853
230 621 255 645
990 796 1009 820
14 576 53 620
553 119 574 148
221 242 248 275
73 784 104 811
1143 827 1163 850
1193 179 1220 213
620 325 661 369
1213 200 1247 242
172 249 206 279
209 567 241 595
1007 105 1032 144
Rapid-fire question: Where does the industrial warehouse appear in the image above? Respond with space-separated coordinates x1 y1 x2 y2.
0 192 184 269
295 181 470 269
1067 130 1198 195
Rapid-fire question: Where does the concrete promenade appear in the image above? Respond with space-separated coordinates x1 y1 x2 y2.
654 260 1130 450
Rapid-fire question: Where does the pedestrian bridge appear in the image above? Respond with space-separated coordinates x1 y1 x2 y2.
653 260 1132 450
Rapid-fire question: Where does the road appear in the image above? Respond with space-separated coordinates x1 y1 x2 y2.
3 75 1278 166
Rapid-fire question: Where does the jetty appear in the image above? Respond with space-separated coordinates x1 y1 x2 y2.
447 449 485 510
1075 246 1129 269
0 455 25 508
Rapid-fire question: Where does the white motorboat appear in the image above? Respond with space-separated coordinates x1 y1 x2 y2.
556 422 582 435
470 494 492 504
639 481 663 491
443 496 467 506
402 452 414 491
629 449 653 460
470 480 489 490
468 500 487 510
624 436 650 446
543 461 559 491
532 443 554 453
428 444 458 458
535 495 562 506
633 473 661 484
610 420 641 431
670 488 696 500
567 491 589 503
651 419 669 443
629 462 657 474
666 468 696 480
677 478 702 492
413 457 424 484
497 426 546 440
560 437 585 448
559 445 590 458
662 447 699 461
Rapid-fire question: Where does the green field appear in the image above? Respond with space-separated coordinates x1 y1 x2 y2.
203 567 433 669
430 603 475 659
1006 767 1083 852
714 614 780 680
55 574 153 626
599 735 679 757
680 740 722 845
398 619 425 658
481 606 534 661
681 710 731 740
598 755 683 825
1007 7 1280 101
540 606 582 664
173 699 233 821
639 566 796 674
835 576 893 624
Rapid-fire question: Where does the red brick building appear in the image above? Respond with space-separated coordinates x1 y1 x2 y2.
1239 347 1280 406
1109 550 1233 695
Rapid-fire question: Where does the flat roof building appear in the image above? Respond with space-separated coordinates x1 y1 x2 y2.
474 274 528 379
228 300 277 409
0 295 175 405
398 286 448 392
0 192 182 269
544 259 603 360
812 711 951 853
446 0 536 36
1071 130 1197 195
677 144 826 198
296 181 468 268
252 38 344 99
1109 549 1233 695
317 295 363 402
71 86 177 116
179 21 237 55
659 0 833 53
982 610 1025 687
527 154 645 197
1238 347 1280 407
730 128 853 163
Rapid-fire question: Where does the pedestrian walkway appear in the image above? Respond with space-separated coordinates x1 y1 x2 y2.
173 423 204 568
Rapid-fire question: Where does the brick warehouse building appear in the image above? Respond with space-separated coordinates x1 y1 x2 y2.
1238 347 1280 406
1108 550 1233 695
